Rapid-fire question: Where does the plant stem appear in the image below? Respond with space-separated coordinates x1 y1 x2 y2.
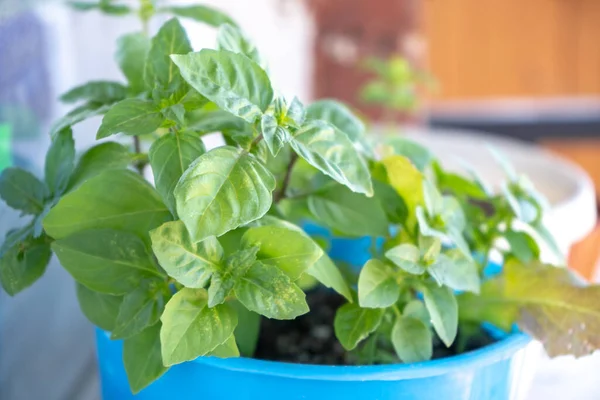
133 136 145 175
274 153 298 203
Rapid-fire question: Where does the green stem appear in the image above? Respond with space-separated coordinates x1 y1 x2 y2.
133 136 145 175
274 153 298 203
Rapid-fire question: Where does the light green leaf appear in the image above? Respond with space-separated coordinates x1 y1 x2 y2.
385 243 424 274
334 303 384 350
186 108 251 134
207 334 240 358
217 23 265 68
457 278 518 332
531 221 564 263
67 142 132 190
234 261 308 319
261 113 291 157
231 300 261 357
306 254 353 302
290 120 373 196
307 185 387 237
45 127 75 196
123 323 168 394
116 32 151 93
160 288 238 366
428 251 480 294
50 103 111 138
241 225 323 280
149 132 206 216
422 179 443 217
175 146 275 242
0 167 47 214
306 99 364 141
172 49 273 123
97 99 164 139
111 283 169 339
60 81 128 104
162 5 237 27
421 283 457 347
358 259 400 308
505 230 540 263
382 155 423 227
391 316 432 363
440 196 466 231
52 229 161 295
75 283 123 331
207 247 258 308
384 137 434 172
419 235 441 264
44 169 171 241
0 231 51 296
403 300 431 327
150 220 223 288
278 97 305 128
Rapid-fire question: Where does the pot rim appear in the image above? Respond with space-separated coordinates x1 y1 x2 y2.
190 332 531 381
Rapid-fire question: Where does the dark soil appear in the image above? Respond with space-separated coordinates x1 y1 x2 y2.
253 289 496 365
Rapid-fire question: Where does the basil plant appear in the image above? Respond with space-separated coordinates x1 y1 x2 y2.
1 1 599 394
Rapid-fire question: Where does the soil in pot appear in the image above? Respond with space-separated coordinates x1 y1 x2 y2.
254 289 496 365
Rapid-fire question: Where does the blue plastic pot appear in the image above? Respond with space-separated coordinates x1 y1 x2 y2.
95 230 533 400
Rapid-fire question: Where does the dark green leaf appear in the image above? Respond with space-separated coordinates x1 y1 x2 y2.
231 300 261 357
149 132 206 215
112 283 169 339
391 316 432 363
334 303 384 350
123 323 168 394
306 100 364 141
75 283 123 331
0 231 51 296
372 179 408 224
45 127 75 196
358 259 400 308
52 229 162 295
116 33 151 93
60 81 128 104
160 288 238 365
162 5 237 27
175 146 275 242
421 283 458 347
0 167 47 214
67 142 131 190
172 49 274 123
97 99 164 139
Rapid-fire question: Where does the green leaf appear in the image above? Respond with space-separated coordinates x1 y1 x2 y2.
172 49 274 124
52 229 161 295
112 283 169 339
123 323 168 394
306 254 353 302
150 220 223 288
505 230 540 263
145 18 193 91
160 288 238 366
382 155 423 227
45 127 75 196
208 247 259 307
358 259 400 308
372 179 408 224
419 235 441 264
385 243 424 274
306 100 364 141
0 231 51 296
241 225 323 280
261 114 291 157
99 3 131 15
234 261 308 319
334 302 384 350
231 301 261 357
149 132 206 216
505 261 600 357
60 81 128 104
457 278 518 332
75 283 123 331
116 33 151 93
97 99 164 139
403 300 431 326
207 334 240 358
384 137 434 172
530 221 564 263
422 179 443 217
68 1 99 11
186 108 251 134
44 169 171 241
440 196 466 231
0 167 47 214
307 185 387 237
162 5 237 27
50 103 111 138
67 142 131 190
217 24 265 68
428 250 480 294
175 146 275 242
391 316 432 363
421 283 458 347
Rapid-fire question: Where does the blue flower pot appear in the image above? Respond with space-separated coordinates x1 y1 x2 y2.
95 231 533 400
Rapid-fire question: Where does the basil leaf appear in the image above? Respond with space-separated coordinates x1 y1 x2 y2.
0 167 47 215
44 169 171 241
50 102 111 138
59 81 128 104
75 283 123 331
457 278 518 332
123 323 168 394
231 300 261 357
382 155 423 227
260 113 291 157
67 142 131 190
116 32 151 93
384 137 434 172
217 23 265 68
97 99 164 139
149 132 206 216
306 99 364 141
421 283 458 347
175 146 275 242
160 288 238 366
186 108 251 134
207 247 258 307
505 230 540 263
358 259 400 308
306 254 353 302
162 5 237 27
172 49 274 123
151 220 223 288
290 120 373 196
52 229 162 295
307 185 387 237
145 18 192 91
428 251 480 294
385 243 425 275
234 261 308 319
111 283 169 339
372 179 407 224
334 303 384 350
0 231 51 296
45 127 75 196
206 334 239 358
391 316 432 363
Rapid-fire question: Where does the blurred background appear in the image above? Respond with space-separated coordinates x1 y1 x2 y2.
1 0 599 399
